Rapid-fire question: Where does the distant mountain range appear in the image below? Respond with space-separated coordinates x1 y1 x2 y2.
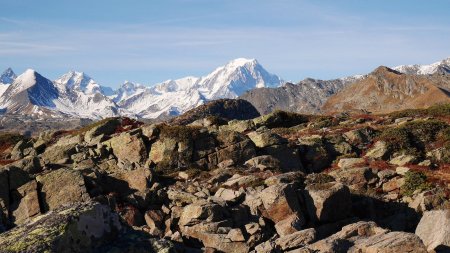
0 58 283 119
0 57 449 120
241 57 450 115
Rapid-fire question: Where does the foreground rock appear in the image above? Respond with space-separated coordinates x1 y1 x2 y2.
304 221 427 253
304 181 352 224
0 202 123 252
0 105 449 252
36 169 90 212
415 210 450 251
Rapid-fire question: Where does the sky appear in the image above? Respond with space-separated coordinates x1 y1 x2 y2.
0 0 449 88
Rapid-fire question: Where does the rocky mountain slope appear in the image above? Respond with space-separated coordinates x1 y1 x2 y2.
322 66 450 114
239 76 361 115
0 103 449 252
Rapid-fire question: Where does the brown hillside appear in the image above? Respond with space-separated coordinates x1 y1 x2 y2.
322 66 450 114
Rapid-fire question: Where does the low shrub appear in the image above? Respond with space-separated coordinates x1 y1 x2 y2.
254 110 311 129
388 103 450 119
378 119 449 156
401 171 432 196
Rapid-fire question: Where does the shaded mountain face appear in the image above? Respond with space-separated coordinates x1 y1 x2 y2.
239 77 360 115
169 99 261 125
322 66 450 114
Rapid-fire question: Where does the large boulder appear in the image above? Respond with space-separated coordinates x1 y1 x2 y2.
105 130 148 169
183 229 250 253
84 118 122 143
304 181 351 224
2 166 32 190
306 221 427 253
274 214 305 236
248 131 286 148
36 169 90 212
343 127 375 145
352 231 428 253
179 201 227 227
149 138 179 165
10 140 35 160
220 119 255 133
248 131 302 171
4 156 42 174
244 155 281 171
259 183 302 223
415 210 450 251
275 228 317 251
40 143 77 165
329 167 377 192
9 180 41 225
0 201 124 253
205 130 256 168
298 136 333 173
149 125 197 172
110 168 153 193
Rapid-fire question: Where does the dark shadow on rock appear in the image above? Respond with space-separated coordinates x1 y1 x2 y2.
350 193 420 233
435 245 450 253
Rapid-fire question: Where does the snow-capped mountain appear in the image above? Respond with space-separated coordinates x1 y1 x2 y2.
0 69 60 116
117 58 283 118
0 68 16 97
394 57 450 75
0 58 283 119
0 69 122 118
0 68 16 84
54 71 114 96
197 58 282 100
112 81 147 103
50 71 122 118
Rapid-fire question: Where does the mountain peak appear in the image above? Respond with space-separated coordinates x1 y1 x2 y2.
55 70 100 94
371 66 401 76
226 58 258 67
0 67 17 84
17 69 39 88
120 80 145 90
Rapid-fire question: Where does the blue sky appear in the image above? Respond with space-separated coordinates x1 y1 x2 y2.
0 0 449 88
